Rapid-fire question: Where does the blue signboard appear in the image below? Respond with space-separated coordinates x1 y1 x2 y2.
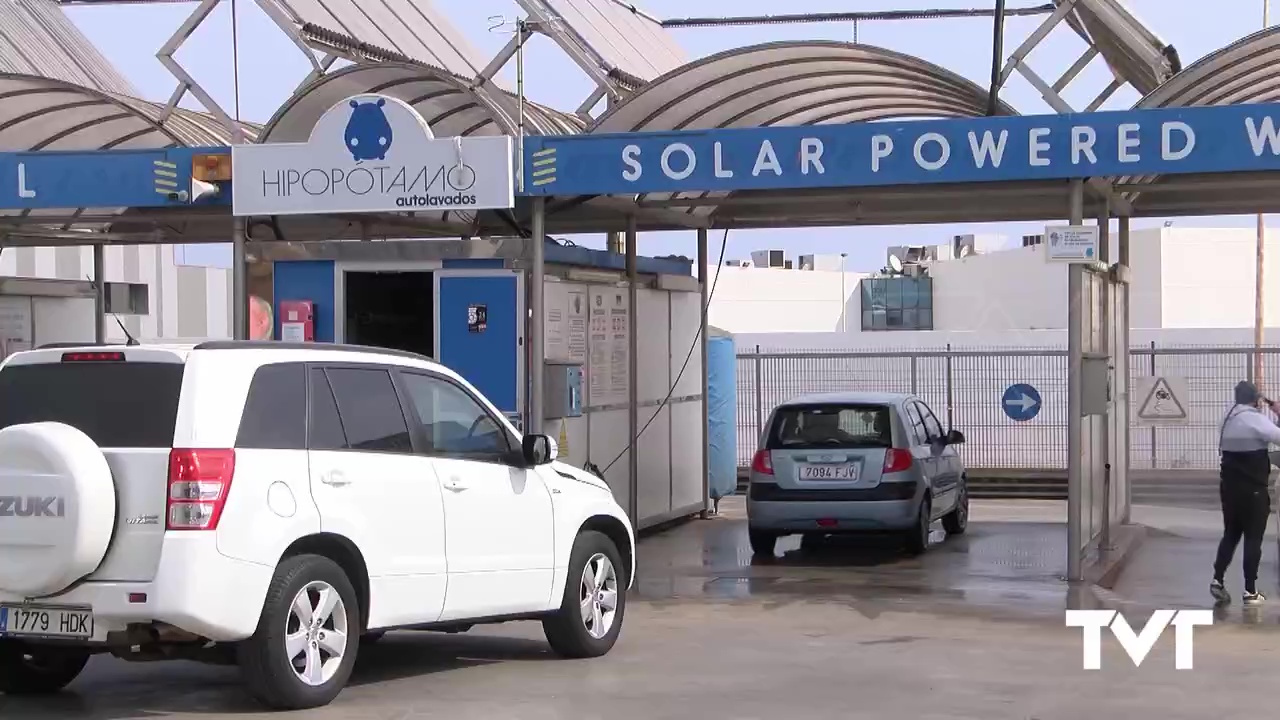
523 103 1280 196
1002 384 1042 422
0 146 229 210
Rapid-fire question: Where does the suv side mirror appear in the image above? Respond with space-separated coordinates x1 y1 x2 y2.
944 429 966 445
522 434 556 466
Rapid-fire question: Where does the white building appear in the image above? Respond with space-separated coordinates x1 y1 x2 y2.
0 245 234 350
711 226 1280 344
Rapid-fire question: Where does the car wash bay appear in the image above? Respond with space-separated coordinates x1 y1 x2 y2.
260 237 709 531
518 100 1280 582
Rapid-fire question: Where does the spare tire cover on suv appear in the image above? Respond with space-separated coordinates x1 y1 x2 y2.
0 422 116 597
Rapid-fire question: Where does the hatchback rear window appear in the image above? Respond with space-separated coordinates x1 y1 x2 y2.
767 404 893 449
0 360 185 448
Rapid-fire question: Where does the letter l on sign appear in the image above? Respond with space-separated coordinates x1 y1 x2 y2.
17 162 35 199
1066 609 1213 670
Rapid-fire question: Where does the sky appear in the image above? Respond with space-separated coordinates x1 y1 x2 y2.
61 0 1276 271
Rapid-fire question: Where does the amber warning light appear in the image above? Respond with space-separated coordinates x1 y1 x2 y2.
192 153 232 182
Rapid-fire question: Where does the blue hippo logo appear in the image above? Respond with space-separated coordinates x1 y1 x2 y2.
344 98 393 162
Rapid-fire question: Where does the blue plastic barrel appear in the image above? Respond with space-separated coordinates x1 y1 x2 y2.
706 330 737 500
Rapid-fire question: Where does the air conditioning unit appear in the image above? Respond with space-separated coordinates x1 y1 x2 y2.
888 245 936 268
750 249 786 268
784 260 793 269
902 263 928 278
954 234 978 259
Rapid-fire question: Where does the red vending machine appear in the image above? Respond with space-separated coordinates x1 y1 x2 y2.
278 300 314 342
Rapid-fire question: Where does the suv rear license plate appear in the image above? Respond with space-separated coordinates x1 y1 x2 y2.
799 464 858 480
0 605 94 639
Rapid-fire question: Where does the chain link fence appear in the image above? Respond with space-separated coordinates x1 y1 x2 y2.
736 344 1280 472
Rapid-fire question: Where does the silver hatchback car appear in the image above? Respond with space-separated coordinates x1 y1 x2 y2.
747 391 969 557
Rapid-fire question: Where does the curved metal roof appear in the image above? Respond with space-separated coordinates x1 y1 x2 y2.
0 73 254 153
590 40 1016 134
1133 26 1280 110
1117 27 1280 195
575 41 1015 221
257 63 583 144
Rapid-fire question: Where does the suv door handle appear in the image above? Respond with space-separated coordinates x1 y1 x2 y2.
320 471 350 487
443 477 469 492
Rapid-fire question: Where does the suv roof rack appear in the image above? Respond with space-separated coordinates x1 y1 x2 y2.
192 340 434 362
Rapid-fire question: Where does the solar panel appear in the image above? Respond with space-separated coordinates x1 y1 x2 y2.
260 0 490 78
0 0 136 95
1062 0 1177 95
514 0 686 86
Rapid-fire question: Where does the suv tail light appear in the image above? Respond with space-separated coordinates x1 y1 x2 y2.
166 449 236 530
883 448 913 474
751 449 774 475
62 351 125 362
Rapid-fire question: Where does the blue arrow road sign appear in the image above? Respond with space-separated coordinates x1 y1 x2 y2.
1002 383 1042 422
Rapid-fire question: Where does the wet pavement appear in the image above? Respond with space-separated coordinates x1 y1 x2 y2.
633 496 1082 621
4 497 1278 719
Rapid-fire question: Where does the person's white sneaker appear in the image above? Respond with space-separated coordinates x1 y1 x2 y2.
1211 579 1231 604
1243 590 1266 606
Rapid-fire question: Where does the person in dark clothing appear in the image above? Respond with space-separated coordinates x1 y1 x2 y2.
1212 380 1280 605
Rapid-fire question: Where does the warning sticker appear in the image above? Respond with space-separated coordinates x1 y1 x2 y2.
1135 375 1190 426
557 422 569 458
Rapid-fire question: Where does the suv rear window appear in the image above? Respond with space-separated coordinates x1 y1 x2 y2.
767 404 893 450
0 360 185 448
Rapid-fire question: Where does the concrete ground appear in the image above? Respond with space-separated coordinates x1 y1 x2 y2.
3 497 1276 719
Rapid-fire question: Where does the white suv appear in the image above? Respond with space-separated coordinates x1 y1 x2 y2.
0 342 634 709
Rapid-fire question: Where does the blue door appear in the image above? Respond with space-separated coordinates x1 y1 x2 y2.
436 272 521 415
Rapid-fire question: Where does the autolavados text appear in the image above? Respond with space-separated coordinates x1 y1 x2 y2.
619 118 1280 181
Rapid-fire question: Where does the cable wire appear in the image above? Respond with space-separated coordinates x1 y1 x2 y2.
597 229 730 477
662 4 1055 28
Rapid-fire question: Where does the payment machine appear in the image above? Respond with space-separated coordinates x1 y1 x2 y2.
543 359 584 420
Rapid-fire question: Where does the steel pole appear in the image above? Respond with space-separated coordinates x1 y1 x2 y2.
93 244 106 343
1097 201 1112 552
626 215 640 530
1258 0 1270 385
529 196 546 436
231 217 248 340
1119 215 1133 523
1067 179 1085 581
988 0 1007 116
698 227 710 517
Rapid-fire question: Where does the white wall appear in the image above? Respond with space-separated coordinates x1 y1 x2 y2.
0 244 231 343
928 244 1067 331
714 227 1280 338
708 265 867 334
1157 227 1280 329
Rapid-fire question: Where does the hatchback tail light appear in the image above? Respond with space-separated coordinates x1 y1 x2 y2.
750 449 774 475
883 448 913 474
166 449 236 530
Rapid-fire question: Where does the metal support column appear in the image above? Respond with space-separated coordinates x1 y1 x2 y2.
626 216 640 530
1067 178 1085 582
698 227 710 518
232 217 248 340
1097 200 1113 552
529 197 547 436
1119 216 1133 523
93 244 106 343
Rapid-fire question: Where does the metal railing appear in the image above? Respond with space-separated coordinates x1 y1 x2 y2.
736 344 1280 472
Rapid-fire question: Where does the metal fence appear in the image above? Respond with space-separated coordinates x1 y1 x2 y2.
735 345 1280 471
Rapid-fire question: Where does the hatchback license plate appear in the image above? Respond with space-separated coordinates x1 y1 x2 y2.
0 605 94 639
799 464 858 480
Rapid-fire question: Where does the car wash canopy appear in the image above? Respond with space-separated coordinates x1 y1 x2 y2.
523 103 1280 197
